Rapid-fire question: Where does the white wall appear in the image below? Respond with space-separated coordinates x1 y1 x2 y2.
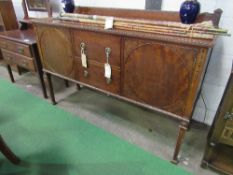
12 0 233 125
12 0 145 20
75 0 145 9
162 0 217 13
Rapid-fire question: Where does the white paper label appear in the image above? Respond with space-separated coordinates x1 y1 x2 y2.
81 53 88 68
104 63 111 79
105 17 114 30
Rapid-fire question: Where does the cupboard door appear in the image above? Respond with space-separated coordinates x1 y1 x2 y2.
123 38 198 116
211 73 233 146
220 119 233 146
36 25 76 78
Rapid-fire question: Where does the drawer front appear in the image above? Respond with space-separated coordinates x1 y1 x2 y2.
0 38 7 49
0 39 32 57
73 30 121 67
76 60 120 94
1 49 35 71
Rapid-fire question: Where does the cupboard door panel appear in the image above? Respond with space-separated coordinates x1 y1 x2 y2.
123 38 198 116
212 73 233 146
36 26 76 78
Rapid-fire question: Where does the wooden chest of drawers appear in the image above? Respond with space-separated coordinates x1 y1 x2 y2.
33 7 223 163
0 0 18 61
0 29 47 99
1 49 35 71
202 64 233 175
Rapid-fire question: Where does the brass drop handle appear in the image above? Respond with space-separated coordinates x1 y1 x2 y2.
17 47 24 54
83 70 89 77
80 42 88 68
105 47 111 64
105 47 112 84
80 42 86 54
21 60 27 67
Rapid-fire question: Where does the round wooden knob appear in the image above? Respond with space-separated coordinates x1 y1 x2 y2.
84 70 89 77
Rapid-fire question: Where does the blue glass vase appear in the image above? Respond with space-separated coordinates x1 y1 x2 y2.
61 0 75 13
180 0 200 24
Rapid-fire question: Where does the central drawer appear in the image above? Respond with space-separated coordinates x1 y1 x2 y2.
0 39 32 57
76 59 121 94
72 30 121 67
1 49 35 71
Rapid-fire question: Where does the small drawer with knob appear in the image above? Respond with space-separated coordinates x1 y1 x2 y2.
76 60 120 94
0 40 7 49
1 49 35 71
5 40 32 57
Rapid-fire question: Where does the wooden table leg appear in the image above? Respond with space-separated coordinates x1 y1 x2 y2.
76 84 81 91
65 80 69 88
46 73 56 105
31 46 48 99
6 65 15 83
37 71 48 99
17 66 22 76
0 135 20 164
171 121 188 164
201 142 217 168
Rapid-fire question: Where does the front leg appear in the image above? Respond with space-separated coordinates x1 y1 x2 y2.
6 65 15 83
46 73 56 105
171 121 189 164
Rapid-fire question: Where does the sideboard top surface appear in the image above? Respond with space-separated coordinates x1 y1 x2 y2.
32 18 216 48
31 6 223 48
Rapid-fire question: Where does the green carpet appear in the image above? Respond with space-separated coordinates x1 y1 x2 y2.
0 78 191 175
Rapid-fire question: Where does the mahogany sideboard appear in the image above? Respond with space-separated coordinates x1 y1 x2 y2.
32 7 223 163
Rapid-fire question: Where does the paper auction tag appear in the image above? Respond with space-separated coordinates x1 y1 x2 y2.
104 63 111 79
81 53 88 68
105 17 114 29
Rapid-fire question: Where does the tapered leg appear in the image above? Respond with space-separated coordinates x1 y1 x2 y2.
171 121 188 164
46 73 56 105
76 84 81 91
6 65 15 83
31 46 48 99
17 66 22 76
65 80 69 88
37 71 48 99
0 135 20 164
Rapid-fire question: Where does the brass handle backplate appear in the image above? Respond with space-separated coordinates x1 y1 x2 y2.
21 60 27 67
106 78 111 84
224 112 233 120
18 47 24 54
83 70 89 77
